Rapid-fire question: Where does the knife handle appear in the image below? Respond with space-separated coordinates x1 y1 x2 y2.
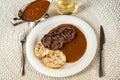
99 49 103 77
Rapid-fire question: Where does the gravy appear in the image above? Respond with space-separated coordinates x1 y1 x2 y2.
20 0 50 21
60 24 87 63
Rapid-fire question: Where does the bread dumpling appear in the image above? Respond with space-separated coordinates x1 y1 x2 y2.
34 43 54 59
43 50 66 69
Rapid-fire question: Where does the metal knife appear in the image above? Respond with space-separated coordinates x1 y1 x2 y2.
99 26 105 77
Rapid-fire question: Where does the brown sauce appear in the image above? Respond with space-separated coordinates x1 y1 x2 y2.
60 24 87 63
20 0 50 21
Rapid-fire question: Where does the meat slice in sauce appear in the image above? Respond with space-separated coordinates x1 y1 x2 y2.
50 34 64 49
41 34 52 48
60 26 76 43
41 24 76 50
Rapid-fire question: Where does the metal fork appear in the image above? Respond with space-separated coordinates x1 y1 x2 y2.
20 32 26 76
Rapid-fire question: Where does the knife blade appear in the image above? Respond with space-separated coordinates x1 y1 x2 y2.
99 25 105 77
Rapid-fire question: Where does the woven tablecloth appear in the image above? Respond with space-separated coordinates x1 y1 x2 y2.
0 0 120 80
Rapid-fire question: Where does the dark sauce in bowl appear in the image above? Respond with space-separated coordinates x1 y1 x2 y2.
20 0 50 21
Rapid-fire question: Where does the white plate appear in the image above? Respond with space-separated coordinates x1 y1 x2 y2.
26 15 97 77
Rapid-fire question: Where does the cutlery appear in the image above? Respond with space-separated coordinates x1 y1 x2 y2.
99 26 105 77
20 33 26 76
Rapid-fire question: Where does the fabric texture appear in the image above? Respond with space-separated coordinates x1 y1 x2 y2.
0 0 120 80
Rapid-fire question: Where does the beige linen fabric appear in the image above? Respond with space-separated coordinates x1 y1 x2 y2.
0 0 120 80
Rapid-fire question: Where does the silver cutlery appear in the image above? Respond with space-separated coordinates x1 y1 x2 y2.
20 32 26 76
99 25 105 77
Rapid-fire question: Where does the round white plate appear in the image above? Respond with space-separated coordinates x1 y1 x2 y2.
26 15 97 77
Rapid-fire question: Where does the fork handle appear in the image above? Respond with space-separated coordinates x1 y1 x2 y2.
21 42 25 76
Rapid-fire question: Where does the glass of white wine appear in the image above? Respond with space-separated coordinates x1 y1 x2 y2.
57 0 75 14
